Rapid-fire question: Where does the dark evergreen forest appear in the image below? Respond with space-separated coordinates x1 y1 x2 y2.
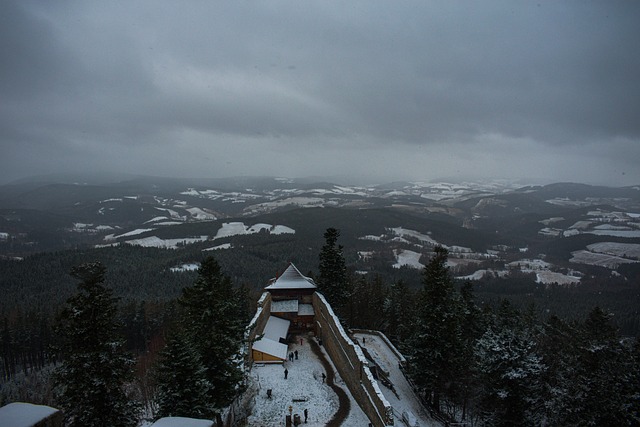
1 229 639 424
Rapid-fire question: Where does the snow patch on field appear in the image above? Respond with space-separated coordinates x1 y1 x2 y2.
393 249 424 269
203 243 232 251
244 197 327 214
213 222 295 239
585 229 640 238
570 250 640 268
186 207 217 220
154 207 185 220
457 269 509 280
124 235 209 249
390 227 439 246
170 263 200 272
145 216 169 224
535 271 581 285
108 228 155 240
587 242 640 259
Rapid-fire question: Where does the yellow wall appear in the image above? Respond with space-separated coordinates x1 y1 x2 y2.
252 349 284 363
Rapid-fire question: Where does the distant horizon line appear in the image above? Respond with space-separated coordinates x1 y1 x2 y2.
2 171 637 189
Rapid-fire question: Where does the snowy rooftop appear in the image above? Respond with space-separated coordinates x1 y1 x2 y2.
150 417 213 427
299 303 315 316
265 263 317 290
263 316 290 342
252 337 288 361
271 299 299 313
0 402 60 427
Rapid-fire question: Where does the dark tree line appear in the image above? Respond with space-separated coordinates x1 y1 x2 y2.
400 246 640 426
5 255 249 425
318 235 640 425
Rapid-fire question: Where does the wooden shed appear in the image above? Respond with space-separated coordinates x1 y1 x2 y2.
251 316 290 363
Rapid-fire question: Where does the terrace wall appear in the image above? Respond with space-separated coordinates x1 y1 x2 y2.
245 292 272 366
312 293 393 427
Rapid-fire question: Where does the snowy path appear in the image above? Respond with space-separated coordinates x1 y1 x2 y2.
353 332 439 427
246 334 369 426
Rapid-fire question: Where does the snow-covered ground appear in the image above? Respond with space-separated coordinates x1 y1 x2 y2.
570 250 639 269
123 235 209 249
202 243 232 251
461 258 582 285
213 222 295 240
352 332 439 427
246 335 369 426
393 249 424 269
170 263 200 272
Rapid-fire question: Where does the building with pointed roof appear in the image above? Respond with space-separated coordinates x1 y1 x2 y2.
264 263 316 296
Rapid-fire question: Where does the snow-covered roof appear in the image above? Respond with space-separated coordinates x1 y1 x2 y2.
0 402 60 427
298 303 315 316
252 337 288 360
271 299 299 313
150 417 214 427
265 263 317 290
263 316 290 342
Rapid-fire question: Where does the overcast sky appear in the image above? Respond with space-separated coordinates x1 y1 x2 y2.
1 1 639 186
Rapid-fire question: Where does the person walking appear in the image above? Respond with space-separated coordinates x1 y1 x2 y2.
304 408 308 423
284 368 288 379
294 350 298 359
321 372 326 383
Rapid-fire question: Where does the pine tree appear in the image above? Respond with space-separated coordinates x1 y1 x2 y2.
154 333 210 419
562 307 638 426
405 246 464 410
53 262 138 427
317 228 350 318
474 301 545 426
177 256 245 419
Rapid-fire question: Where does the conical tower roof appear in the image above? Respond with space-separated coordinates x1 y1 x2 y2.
265 263 317 290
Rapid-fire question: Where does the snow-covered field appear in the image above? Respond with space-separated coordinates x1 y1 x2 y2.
586 242 640 259
538 209 640 238
213 222 295 240
570 250 639 269
170 263 200 272
107 228 155 240
124 235 209 249
202 243 232 251
462 258 581 285
393 249 424 269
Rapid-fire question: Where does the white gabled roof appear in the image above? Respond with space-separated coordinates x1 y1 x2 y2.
0 402 60 427
263 316 290 342
252 337 288 361
151 417 214 427
265 263 317 290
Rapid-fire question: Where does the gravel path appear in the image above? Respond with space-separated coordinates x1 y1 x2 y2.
308 337 350 427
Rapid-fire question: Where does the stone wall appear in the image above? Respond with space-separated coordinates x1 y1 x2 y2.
312 293 393 427
245 292 272 366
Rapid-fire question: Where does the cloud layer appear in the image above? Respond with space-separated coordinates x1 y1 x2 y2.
1 1 639 185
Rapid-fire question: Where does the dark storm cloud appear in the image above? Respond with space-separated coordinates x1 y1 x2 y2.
1 1 639 185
